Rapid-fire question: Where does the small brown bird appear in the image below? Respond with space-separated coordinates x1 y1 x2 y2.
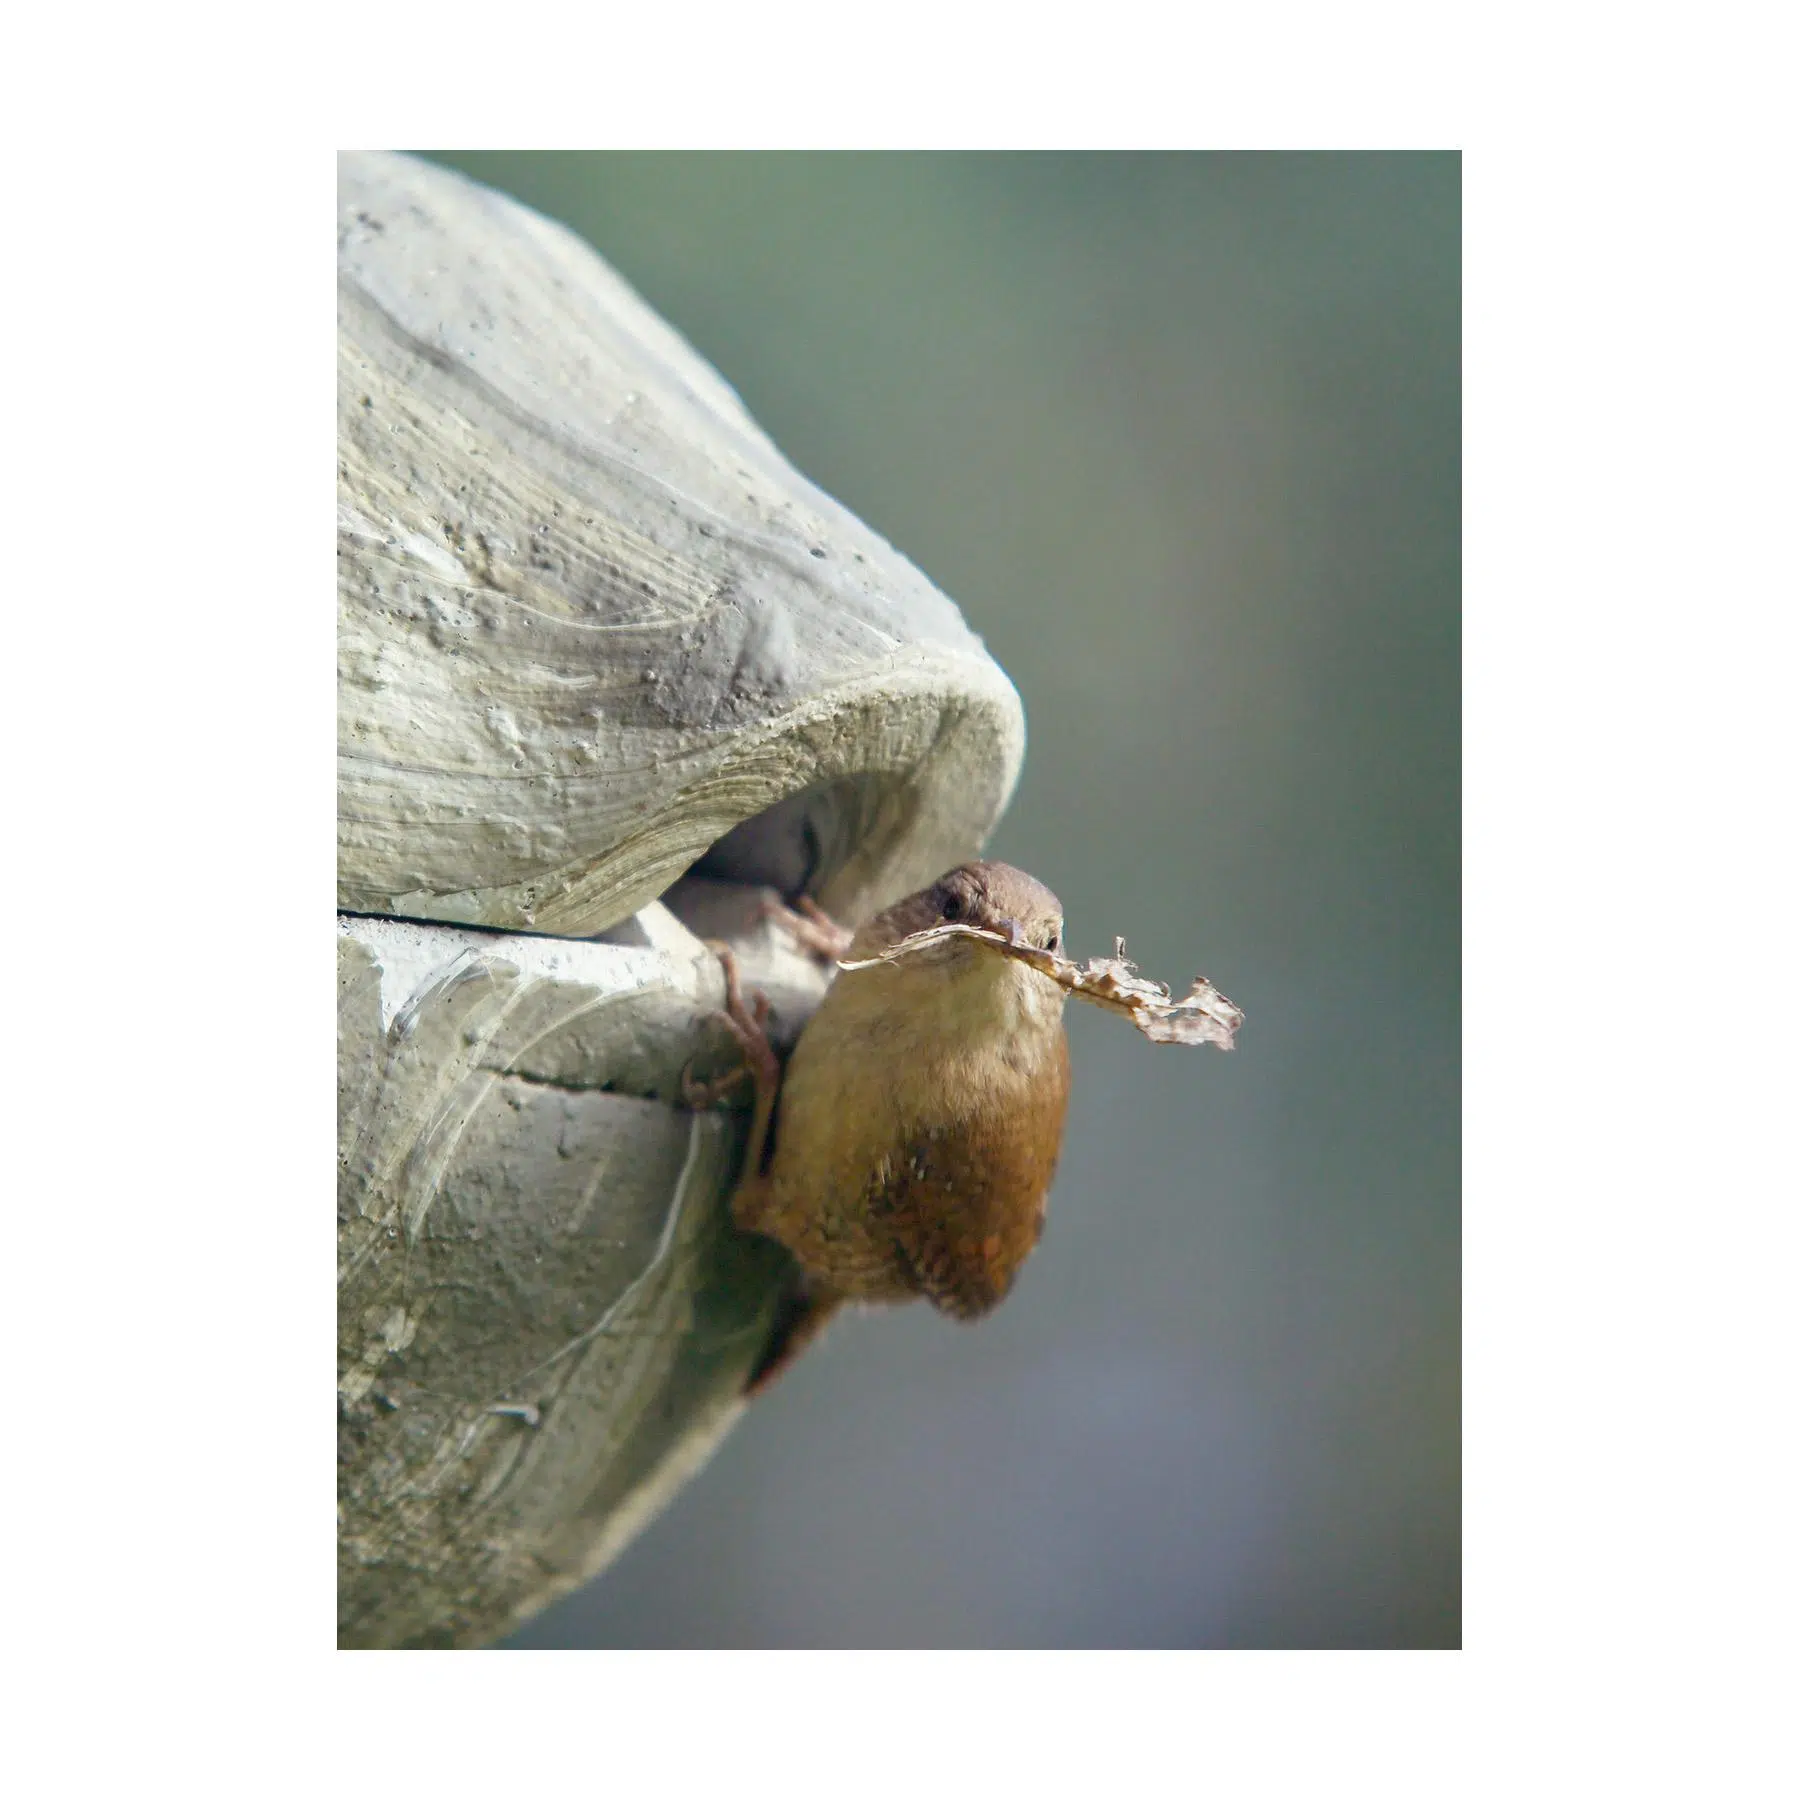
695 860 1072 1391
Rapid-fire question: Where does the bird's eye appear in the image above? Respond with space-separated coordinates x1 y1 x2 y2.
940 890 965 921
1048 924 1063 953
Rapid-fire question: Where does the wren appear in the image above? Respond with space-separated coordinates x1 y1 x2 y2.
696 860 1072 1391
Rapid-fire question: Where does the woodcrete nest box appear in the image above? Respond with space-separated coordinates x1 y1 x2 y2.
337 153 1025 1647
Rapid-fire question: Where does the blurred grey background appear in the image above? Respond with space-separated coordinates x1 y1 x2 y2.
428 151 1459 1649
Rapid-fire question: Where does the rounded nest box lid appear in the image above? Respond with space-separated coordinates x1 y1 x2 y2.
338 151 1025 936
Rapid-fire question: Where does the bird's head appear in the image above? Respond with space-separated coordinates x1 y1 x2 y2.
851 860 1065 964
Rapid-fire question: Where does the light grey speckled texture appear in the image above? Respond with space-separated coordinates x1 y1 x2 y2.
336 910 827 1647
338 151 1025 937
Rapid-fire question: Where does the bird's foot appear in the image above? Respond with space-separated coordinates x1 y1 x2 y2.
761 893 855 964
682 945 783 1178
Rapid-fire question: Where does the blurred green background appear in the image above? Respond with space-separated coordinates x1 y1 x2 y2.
428 151 1460 1649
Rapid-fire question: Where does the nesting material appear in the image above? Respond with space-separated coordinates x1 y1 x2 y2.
838 926 1244 1049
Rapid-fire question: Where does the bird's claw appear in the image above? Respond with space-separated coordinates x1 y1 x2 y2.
760 893 855 964
680 1058 749 1109
684 945 780 1114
